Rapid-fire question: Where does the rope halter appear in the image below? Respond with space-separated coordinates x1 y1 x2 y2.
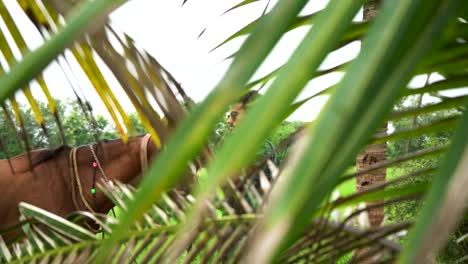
69 134 153 213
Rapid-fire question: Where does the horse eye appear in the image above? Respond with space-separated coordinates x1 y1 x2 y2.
230 111 238 118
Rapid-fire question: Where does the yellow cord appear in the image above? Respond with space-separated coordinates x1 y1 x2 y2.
70 147 95 213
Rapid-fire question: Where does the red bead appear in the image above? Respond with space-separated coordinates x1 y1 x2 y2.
92 162 97 168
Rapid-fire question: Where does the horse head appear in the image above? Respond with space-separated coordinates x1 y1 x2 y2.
0 134 159 240
67 134 159 215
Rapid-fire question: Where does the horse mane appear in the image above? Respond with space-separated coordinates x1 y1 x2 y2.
31 145 72 167
29 135 146 167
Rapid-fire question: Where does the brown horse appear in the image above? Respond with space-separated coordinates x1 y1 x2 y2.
0 134 157 239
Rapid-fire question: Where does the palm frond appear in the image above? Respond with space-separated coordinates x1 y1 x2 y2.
0 0 467 263
400 98 468 263
0 0 193 150
1 159 405 263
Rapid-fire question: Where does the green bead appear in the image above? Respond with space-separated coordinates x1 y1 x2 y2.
91 188 96 194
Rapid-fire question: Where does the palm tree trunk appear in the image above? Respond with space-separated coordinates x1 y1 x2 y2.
356 0 386 228
363 0 382 20
356 127 387 226
353 3 386 262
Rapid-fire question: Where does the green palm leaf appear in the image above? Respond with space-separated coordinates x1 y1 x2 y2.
1 171 403 263
0 0 466 263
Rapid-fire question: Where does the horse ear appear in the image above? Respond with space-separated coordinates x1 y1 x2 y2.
58 145 71 152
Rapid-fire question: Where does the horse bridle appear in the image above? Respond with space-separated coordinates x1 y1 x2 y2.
140 134 152 172
68 134 153 213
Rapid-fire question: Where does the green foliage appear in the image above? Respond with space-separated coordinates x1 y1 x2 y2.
210 118 304 166
264 121 303 164
0 101 55 158
386 96 458 222
61 99 118 146
128 112 147 136
208 116 231 152
386 96 466 262
0 99 144 158
388 96 457 159
336 252 352 264
0 0 467 262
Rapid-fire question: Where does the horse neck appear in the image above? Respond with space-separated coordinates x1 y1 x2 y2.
93 138 149 210
100 137 147 177
71 135 155 214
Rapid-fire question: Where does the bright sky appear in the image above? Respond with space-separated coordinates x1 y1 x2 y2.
110 0 333 95
108 0 348 122
3 0 461 124
0 0 352 122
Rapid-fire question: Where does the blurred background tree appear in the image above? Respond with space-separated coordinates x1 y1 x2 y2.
0 98 138 159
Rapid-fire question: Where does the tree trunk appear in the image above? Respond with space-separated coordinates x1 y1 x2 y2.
356 127 387 226
353 3 387 262
356 0 386 228
363 0 382 20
